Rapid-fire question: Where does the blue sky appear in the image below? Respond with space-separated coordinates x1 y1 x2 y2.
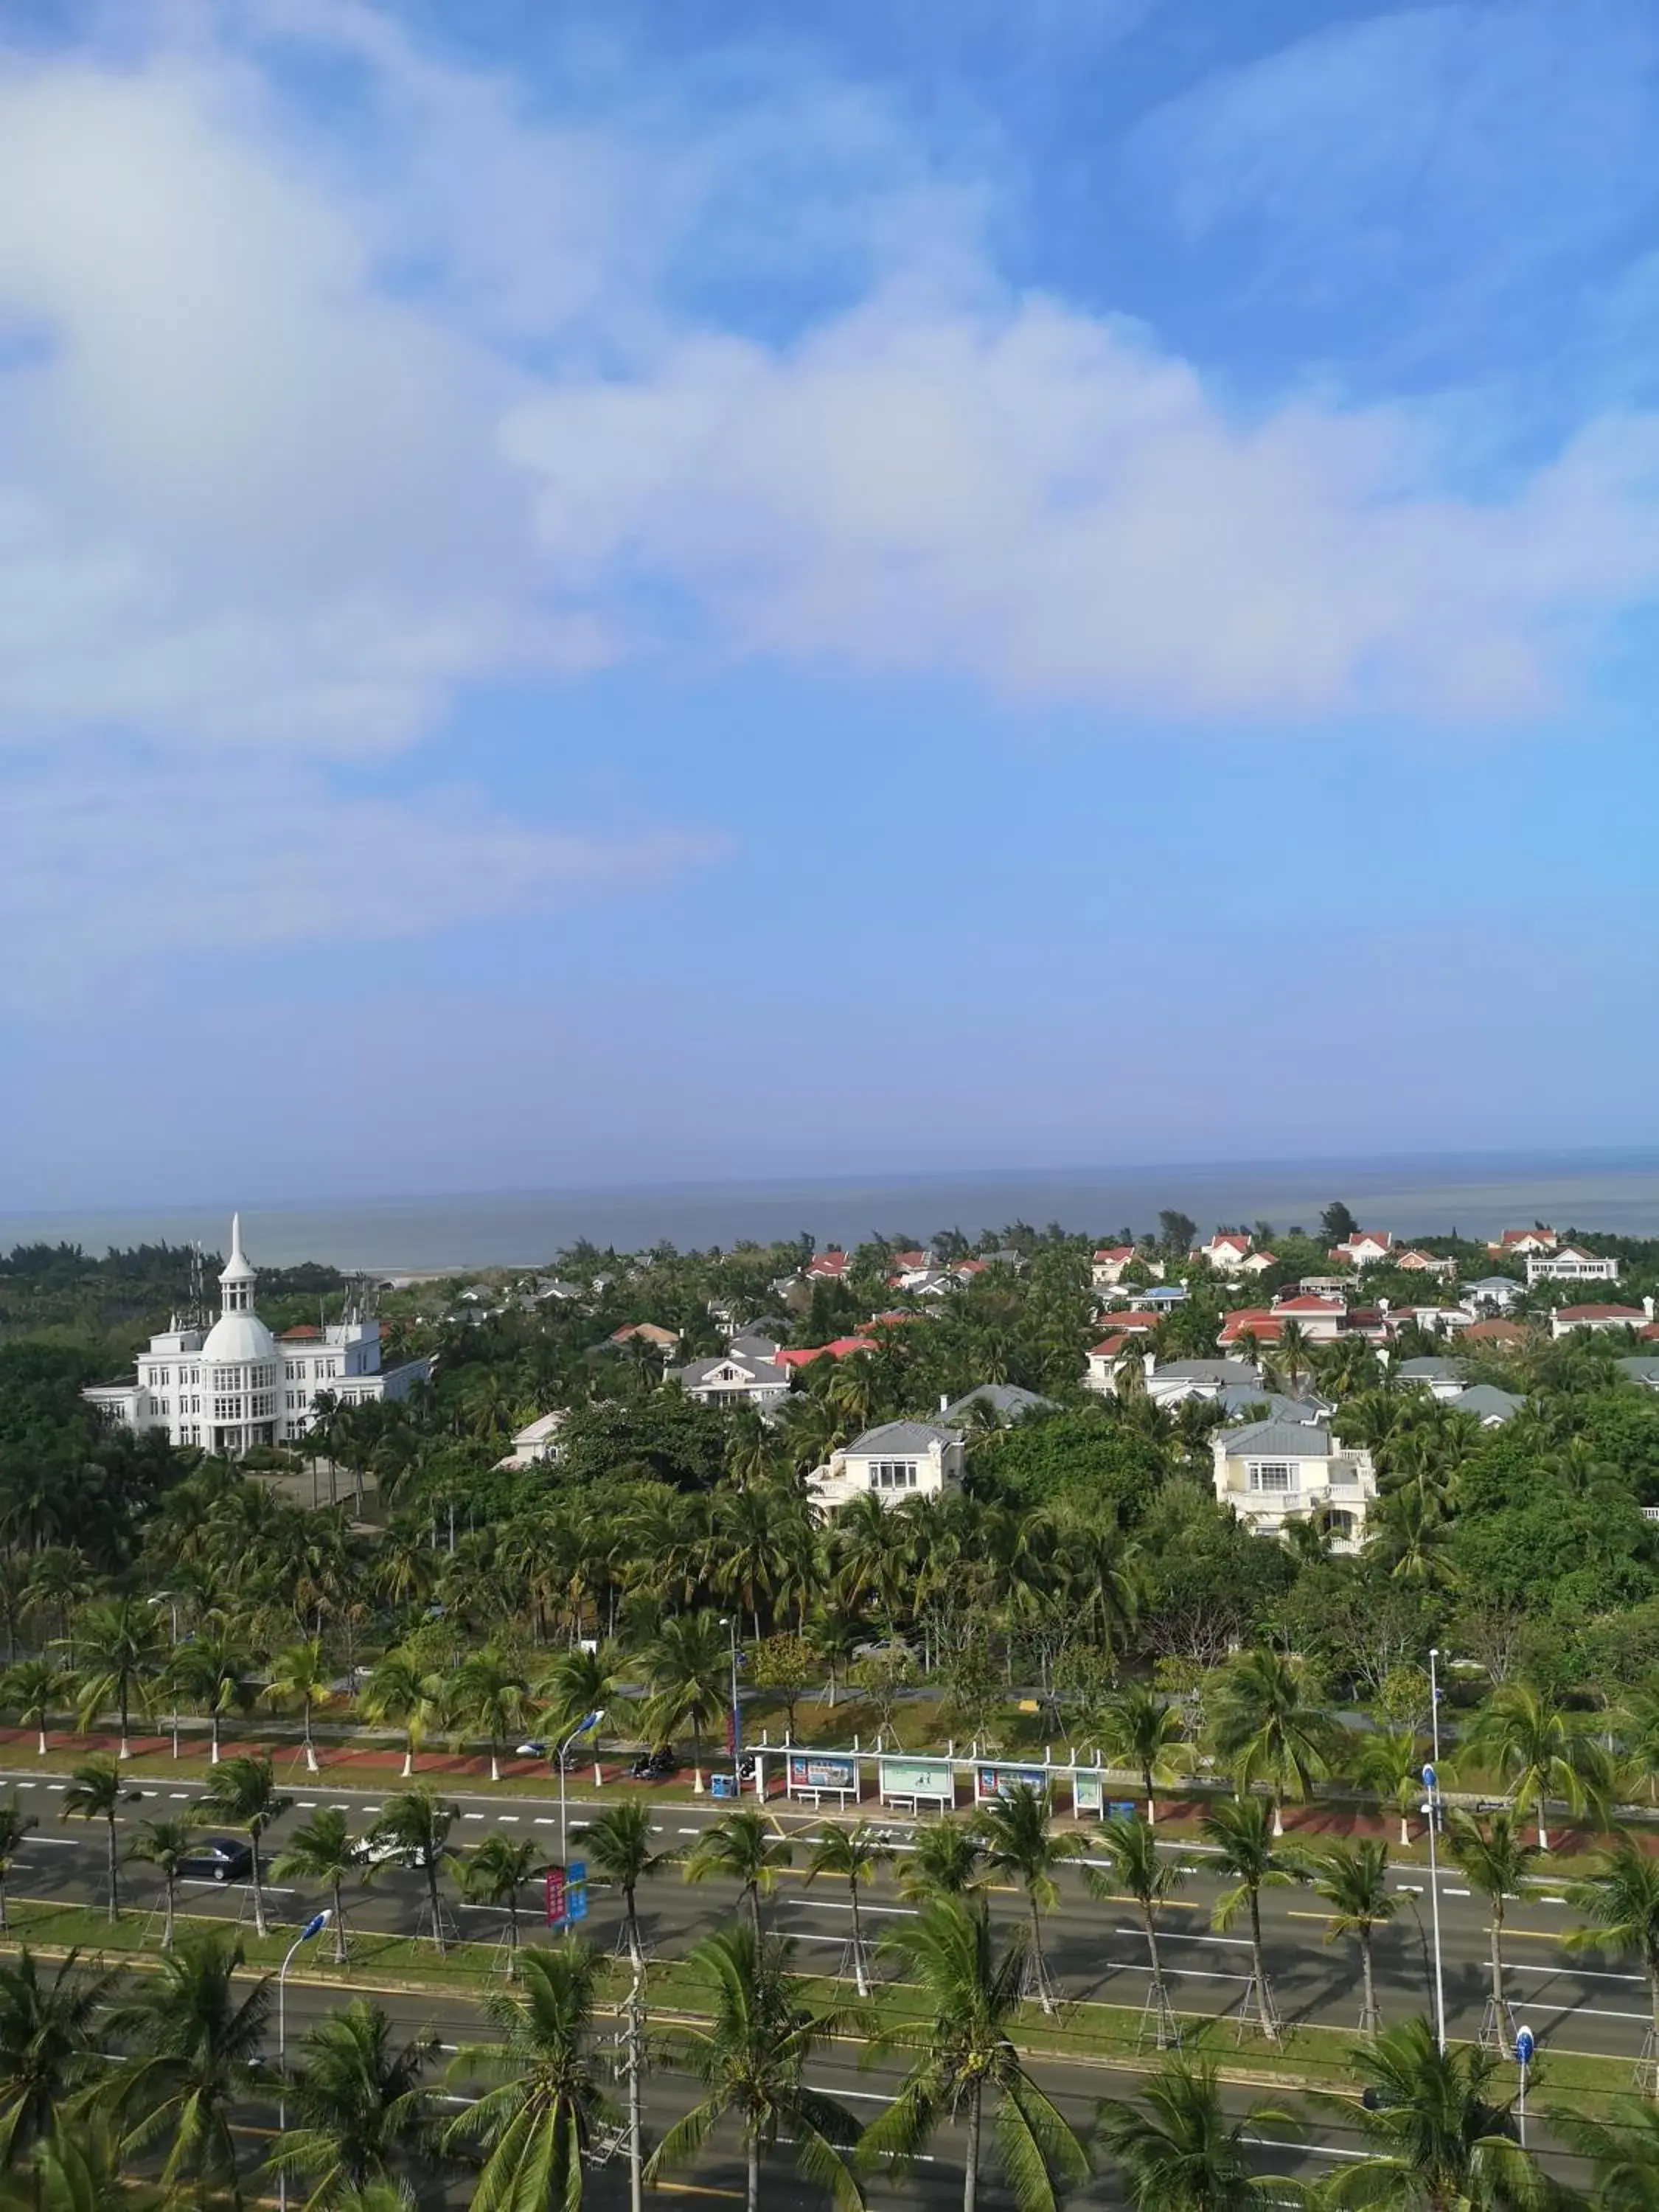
5 0 1659 1208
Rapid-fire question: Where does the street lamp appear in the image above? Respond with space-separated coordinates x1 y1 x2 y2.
277 1910 332 2212
720 1615 742 1786
558 1710 605 1864
147 1593 179 1759
1428 1649 1444 1832
1422 1762 1447 2054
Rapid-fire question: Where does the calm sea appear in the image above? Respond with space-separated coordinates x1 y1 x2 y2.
7 1150 1659 1272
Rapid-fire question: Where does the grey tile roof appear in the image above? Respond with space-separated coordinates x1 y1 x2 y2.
1214 1388 1327 1422
1619 1357 1659 1384
847 1421 953 1455
1157 1360 1262 1383
1398 1357 1461 1380
1220 1420 1335 1458
937 1384 1056 1426
677 1355 789 1388
1447 1385 1523 1422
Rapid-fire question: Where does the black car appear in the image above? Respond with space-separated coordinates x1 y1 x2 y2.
177 1837 254 1882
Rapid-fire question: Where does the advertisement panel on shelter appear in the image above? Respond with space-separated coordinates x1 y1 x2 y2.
1073 1772 1104 1815
787 1752 858 1792
974 1762 1047 1802
880 1756 954 1800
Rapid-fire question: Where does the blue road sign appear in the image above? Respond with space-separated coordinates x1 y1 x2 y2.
1515 2027 1535 2066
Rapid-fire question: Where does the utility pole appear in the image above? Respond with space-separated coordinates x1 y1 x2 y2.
625 1946 645 2212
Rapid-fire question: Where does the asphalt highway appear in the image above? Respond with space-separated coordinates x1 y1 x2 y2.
0 1767 1622 2206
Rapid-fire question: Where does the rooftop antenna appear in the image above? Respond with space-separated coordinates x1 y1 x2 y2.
187 1241 205 1330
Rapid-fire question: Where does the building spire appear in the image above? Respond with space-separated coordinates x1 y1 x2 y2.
219 1211 257 1312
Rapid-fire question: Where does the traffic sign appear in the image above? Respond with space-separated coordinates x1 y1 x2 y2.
1516 2026 1535 2066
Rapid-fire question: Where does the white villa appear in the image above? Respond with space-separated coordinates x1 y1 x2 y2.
809 1421 964 1513
1525 1245 1621 1285
1211 1421 1376 1551
83 1215 429 1458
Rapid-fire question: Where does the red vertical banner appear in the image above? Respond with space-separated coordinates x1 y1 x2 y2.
544 1865 567 1927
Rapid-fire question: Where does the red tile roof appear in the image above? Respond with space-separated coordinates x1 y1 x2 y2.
279 1324 322 1340
1093 1247 1134 1264
774 1338 874 1368
807 1251 850 1277
1557 1304 1644 1322
1270 1294 1346 1314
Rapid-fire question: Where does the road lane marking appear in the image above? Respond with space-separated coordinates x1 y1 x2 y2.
499 1816 519 1824
535 1819 554 1826
17 1837 80 1848
462 1814 484 1822
1116 1924 1251 1949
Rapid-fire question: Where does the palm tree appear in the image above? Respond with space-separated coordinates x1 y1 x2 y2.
267 1999 436 2212
1085 1814 1184 2048
455 1649 530 1784
1096 2056 1299 2209
67 1598 168 1761
1208 1648 1327 1834
1297 1839 1396 2039
1565 1834 1659 2088
1356 1728 1429 1847
1446 1812 1537 2056
274 1809 360 1966
536 1644 626 1772
1 1660 65 1758
865 1896 1088 2212
128 1817 197 1952
198 1753 291 1941
265 1639 335 1775
446 1941 616 2212
649 1924 863 2212
0 1801 35 1939
358 1649 437 1779
972 1783 1079 2017
1099 1685 1186 1825
0 1950 120 2165
7 2115 134 2212
61 1756 139 1924
580 1801 672 1969
453 1836 546 1982
684 1809 793 1940
639 1610 729 1795
369 1788 456 1955
805 1823 888 2000
1552 2093 1659 2204
897 1822 983 1902
1202 1796 1295 2045
167 1615 252 1765
1467 1683 1610 1851
106 1930 271 2210
1322 2016 1540 2209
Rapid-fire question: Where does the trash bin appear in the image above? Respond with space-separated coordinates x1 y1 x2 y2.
711 1773 737 1800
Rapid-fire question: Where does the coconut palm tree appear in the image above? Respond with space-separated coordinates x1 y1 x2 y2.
1295 1839 1396 2039
1445 1812 1537 2056
1096 2056 1301 2210
1099 1686 1187 1826
106 1930 271 2211
684 1809 793 1939
1201 1796 1296 2045
0 1801 34 1938
1356 1728 1430 1847
198 1753 291 1941
127 1818 197 1952
535 1644 627 1772
61 1756 139 1924
453 1836 546 1983
1565 1834 1659 2091
805 1823 888 2000
446 1941 616 2212
1208 1648 1328 1835
358 1649 437 1779
1 1660 65 1758
1322 2015 1540 2209
580 1801 673 1968
0 1950 121 2166
897 1823 984 1902
1085 1813 1185 2048
1551 2093 1659 2205
368 1788 456 1955
972 1784 1081 2017
639 1611 730 1795
66 1599 168 1761
864 1896 1088 2212
167 1615 252 1766
274 1809 360 1966
266 1999 436 2212
450 1650 529 1785
648 1924 863 2212
264 1639 335 1776
6 2115 135 2212
1465 1682 1610 1851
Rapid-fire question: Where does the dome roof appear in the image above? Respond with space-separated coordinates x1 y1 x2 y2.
201 1311 277 1366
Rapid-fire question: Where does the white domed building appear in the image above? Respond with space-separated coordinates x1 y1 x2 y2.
85 1215 431 1458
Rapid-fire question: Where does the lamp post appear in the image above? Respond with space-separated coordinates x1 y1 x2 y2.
1515 2024 1535 2149
277 1910 332 2212
1428 1648 1443 1832
1422 1762 1447 2054
720 1615 742 1786
558 1710 605 1864
148 1593 179 1759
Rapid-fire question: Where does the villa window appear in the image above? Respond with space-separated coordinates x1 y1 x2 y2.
869 1460 919 1491
1248 1461 1295 1493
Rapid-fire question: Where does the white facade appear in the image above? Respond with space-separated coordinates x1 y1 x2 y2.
83 1215 429 1458
675 1352 792 1408
1211 1422 1376 1551
1526 1245 1620 1284
810 1422 963 1512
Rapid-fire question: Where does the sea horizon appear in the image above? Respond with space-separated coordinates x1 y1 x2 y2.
7 1144 1659 1273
